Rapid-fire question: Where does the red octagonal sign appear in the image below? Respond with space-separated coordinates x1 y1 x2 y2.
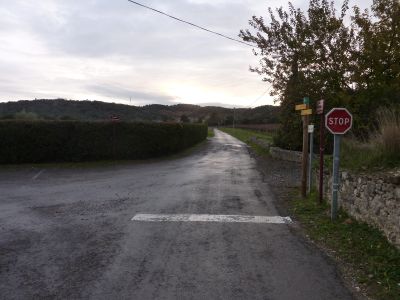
325 108 353 134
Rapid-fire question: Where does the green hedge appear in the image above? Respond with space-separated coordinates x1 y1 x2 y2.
0 121 207 164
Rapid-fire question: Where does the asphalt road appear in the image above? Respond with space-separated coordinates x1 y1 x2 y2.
0 129 353 299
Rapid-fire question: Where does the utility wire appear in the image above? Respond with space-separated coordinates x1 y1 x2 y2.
248 88 270 108
127 0 254 47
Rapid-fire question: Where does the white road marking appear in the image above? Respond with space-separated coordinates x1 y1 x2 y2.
223 144 243 148
131 214 292 224
32 169 45 180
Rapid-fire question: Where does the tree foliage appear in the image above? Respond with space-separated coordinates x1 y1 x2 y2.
0 99 280 126
240 0 400 150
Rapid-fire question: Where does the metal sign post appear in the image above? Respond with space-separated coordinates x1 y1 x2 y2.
308 124 314 194
316 99 325 204
325 108 353 220
331 134 341 220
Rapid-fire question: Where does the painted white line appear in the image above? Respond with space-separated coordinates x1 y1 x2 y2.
131 214 292 224
223 144 243 148
32 169 45 180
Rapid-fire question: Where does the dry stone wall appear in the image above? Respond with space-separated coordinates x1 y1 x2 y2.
248 137 302 163
269 147 302 163
318 169 400 248
247 135 400 248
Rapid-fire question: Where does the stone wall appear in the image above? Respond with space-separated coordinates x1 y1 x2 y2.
249 137 302 163
269 147 303 163
318 169 400 248
249 133 400 248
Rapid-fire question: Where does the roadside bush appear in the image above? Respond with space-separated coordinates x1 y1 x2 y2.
340 106 400 170
375 106 400 160
0 121 207 164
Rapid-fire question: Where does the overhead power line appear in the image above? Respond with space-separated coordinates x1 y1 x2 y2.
248 88 270 107
127 0 254 47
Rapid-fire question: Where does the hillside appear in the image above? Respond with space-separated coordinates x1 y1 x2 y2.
0 99 280 125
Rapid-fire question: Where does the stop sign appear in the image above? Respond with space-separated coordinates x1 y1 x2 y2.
325 108 353 134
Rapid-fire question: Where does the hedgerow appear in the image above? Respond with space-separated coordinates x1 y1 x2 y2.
0 121 207 164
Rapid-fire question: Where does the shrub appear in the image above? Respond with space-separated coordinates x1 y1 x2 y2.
375 106 400 159
340 106 400 170
0 121 207 164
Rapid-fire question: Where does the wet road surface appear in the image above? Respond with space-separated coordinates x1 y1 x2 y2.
0 129 353 299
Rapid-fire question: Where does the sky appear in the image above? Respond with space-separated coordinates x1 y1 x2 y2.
0 0 372 108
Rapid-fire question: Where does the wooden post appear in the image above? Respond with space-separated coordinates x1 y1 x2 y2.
296 98 312 199
319 113 325 203
301 114 309 198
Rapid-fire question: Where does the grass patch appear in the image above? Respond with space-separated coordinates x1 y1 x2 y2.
208 127 215 138
220 127 273 143
219 127 273 156
291 191 400 299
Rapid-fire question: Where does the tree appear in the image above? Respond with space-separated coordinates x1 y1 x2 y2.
349 0 400 135
14 109 39 120
240 0 400 149
240 0 352 149
180 114 190 123
224 115 234 126
207 112 221 126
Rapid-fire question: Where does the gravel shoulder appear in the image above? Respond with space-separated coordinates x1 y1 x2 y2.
247 150 301 215
248 148 368 300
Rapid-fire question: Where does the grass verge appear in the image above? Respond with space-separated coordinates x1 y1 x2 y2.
208 127 215 138
219 127 272 156
291 191 400 299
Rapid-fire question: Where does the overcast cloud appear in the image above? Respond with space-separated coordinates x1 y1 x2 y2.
0 0 372 107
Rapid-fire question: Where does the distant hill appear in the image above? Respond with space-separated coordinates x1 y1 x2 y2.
0 99 280 125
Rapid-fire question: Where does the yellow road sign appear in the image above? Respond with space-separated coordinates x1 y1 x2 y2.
301 109 313 116
295 104 307 111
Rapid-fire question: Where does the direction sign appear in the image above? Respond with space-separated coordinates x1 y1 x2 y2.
295 104 307 111
325 108 352 134
301 109 312 116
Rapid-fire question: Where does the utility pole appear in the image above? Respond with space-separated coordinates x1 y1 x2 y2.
233 107 235 128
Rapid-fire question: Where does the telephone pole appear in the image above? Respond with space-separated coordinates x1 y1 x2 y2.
233 107 235 128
